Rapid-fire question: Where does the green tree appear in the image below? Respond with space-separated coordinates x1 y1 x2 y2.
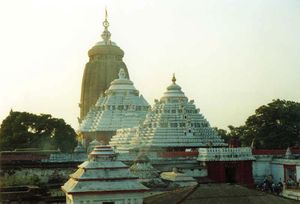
226 99 300 149
214 127 230 143
214 126 243 146
0 111 77 152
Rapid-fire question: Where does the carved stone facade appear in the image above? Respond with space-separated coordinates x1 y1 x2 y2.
79 12 129 120
111 75 227 152
80 69 149 145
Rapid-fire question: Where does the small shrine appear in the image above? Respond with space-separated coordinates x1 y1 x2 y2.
130 154 159 180
61 145 148 204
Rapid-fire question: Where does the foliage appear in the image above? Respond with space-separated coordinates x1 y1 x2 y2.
0 174 42 187
214 127 229 143
0 111 77 152
219 99 300 149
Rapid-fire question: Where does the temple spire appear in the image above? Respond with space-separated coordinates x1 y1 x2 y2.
172 73 176 84
101 8 111 44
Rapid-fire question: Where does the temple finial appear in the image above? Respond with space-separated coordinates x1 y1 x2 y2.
118 68 127 79
101 8 111 44
105 7 108 20
172 73 176 84
103 7 109 29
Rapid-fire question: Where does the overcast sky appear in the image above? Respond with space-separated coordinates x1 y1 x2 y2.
0 0 299 130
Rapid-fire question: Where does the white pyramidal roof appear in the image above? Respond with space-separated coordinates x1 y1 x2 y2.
80 68 149 132
115 74 227 150
109 127 139 152
62 145 148 195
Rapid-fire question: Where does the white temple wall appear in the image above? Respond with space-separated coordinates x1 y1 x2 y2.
43 153 87 162
253 158 300 184
297 166 300 181
271 163 284 183
71 193 144 204
66 194 73 204
252 156 272 183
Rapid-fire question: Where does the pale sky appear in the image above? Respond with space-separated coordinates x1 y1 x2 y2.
0 0 300 130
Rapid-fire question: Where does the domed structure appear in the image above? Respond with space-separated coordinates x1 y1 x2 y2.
79 10 129 120
129 74 227 151
80 68 149 145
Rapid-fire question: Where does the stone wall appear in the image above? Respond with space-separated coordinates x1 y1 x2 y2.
270 163 284 183
252 155 273 183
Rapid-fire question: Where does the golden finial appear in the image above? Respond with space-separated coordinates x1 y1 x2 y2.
172 73 176 84
103 8 109 29
101 8 111 44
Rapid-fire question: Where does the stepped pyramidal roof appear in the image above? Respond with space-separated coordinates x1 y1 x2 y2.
129 153 159 179
62 145 148 195
80 68 149 133
110 127 139 152
111 74 227 151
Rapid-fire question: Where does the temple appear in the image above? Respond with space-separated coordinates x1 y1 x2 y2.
80 68 149 145
111 74 227 153
60 10 300 203
107 75 228 174
79 10 129 120
132 74 227 150
1 8 299 204
61 145 148 204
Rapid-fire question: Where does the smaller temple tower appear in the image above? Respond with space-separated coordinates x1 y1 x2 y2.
109 74 227 172
80 68 149 145
62 145 148 204
112 74 227 153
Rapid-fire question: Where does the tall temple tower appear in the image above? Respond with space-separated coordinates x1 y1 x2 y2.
79 10 129 121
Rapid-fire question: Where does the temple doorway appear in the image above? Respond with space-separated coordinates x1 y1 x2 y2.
225 165 236 183
284 165 297 187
